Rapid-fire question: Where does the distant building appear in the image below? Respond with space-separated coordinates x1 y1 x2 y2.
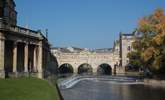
119 32 135 67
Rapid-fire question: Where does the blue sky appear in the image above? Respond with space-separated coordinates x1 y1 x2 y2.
15 0 165 49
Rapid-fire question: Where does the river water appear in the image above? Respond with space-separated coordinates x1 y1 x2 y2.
60 76 165 100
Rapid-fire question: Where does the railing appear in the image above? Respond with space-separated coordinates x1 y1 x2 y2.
0 18 42 38
9 26 42 38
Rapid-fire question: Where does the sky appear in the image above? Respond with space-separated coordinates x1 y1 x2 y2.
15 0 165 49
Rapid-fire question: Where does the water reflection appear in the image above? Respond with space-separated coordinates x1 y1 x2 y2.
60 79 165 100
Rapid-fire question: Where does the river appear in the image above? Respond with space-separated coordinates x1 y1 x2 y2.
59 76 165 100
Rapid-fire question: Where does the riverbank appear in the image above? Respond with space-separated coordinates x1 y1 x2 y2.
124 72 165 88
144 79 165 88
0 77 60 100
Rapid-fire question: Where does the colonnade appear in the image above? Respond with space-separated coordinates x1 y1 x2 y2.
12 41 43 78
0 32 43 78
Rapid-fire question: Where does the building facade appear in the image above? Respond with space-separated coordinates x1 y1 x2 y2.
0 0 57 78
119 33 135 67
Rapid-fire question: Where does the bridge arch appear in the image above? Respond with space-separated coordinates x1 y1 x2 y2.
59 63 74 74
78 63 93 75
97 63 112 75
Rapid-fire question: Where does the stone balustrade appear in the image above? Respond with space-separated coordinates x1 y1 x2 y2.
9 26 42 38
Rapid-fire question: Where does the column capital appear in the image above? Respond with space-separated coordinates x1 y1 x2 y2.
0 37 5 41
24 42 29 46
38 42 42 46
38 41 43 45
0 33 5 40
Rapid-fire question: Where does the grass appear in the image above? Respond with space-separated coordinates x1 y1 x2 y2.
0 77 60 100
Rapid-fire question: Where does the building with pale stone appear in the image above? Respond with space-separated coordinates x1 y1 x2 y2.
0 0 58 78
119 33 135 67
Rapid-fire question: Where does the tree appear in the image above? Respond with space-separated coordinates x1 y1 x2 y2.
128 8 165 74
127 51 142 71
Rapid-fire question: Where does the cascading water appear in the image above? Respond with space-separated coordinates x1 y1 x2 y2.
58 75 144 89
58 75 165 100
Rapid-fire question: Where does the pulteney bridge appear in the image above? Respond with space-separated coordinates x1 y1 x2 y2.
51 47 122 75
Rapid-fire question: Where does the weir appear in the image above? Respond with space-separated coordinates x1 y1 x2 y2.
59 75 165 100
58 75 144 89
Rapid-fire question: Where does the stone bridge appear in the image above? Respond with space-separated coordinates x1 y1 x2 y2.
52 48 121 75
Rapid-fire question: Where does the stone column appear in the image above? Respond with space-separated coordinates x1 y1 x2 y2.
33 46 37 72
74 66 78 74
13 42 17 74
37 42 43 78
24 43 28 73
93 67 98 75
0 32 5 78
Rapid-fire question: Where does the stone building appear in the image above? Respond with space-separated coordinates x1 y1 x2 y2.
119 32 135 67
0 0 58 78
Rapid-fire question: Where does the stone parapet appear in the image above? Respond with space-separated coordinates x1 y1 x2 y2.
9 26 42 39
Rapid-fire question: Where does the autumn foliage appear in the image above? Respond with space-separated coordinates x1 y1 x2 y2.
128 8 165 74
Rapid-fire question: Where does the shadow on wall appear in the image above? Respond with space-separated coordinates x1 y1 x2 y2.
44 53 59 78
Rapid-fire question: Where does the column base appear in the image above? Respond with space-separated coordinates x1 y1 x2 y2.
8 72 18 78
0 70 5 78
23 72 29 77
37 71 43 79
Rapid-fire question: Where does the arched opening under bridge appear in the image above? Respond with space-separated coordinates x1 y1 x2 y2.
59 63 74 74
97 63 112 75
78 63 93 75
